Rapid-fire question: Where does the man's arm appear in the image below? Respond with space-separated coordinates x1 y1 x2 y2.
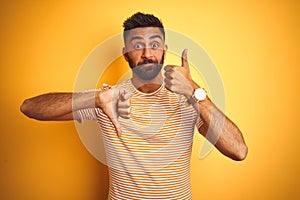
20 87 130 136
164 49 248 161
193 97 247 161
20 92 97 121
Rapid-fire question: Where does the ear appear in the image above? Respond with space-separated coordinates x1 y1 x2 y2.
122 47 129 62
163 44 168 60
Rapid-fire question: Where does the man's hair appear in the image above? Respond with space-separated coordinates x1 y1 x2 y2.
123 12 165 41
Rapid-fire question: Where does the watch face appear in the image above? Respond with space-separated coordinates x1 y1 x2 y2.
195 88 206 101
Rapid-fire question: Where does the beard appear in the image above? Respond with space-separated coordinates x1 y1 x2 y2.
126 53 165 80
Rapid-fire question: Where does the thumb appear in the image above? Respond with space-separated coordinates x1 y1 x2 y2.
181 48 189 68
109 88 122 137
109 115 122 137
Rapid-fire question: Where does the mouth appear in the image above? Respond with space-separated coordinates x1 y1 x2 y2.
138 59 156 66
140 63 155 67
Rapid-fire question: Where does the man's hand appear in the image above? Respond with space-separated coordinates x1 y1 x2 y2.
118 90 133 119
96 87 132 137
164 49 195 97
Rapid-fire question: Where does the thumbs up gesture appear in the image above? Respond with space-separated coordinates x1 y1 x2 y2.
164 49 195 97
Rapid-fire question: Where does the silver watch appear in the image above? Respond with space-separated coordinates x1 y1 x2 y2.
191 88 207 102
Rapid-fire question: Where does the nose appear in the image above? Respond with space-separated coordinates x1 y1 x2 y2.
142 47 153 59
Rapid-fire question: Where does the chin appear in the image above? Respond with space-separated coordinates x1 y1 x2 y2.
132 63 161 80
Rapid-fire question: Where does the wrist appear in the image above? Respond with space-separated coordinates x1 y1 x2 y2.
184 79 198 98
96 83 113 108
95 90 103 108
188 87 207 104
184 83 194 98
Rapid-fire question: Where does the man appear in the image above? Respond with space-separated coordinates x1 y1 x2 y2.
21 12 247 199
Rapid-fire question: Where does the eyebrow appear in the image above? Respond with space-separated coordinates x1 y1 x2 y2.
130 34 163 42
149 35 163 40
130 36 143 42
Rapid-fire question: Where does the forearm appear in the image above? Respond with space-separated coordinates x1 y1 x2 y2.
181 77 248 160
195 99 248 160
20 91 99 120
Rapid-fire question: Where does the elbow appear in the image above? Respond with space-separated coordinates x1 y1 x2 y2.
20 99 37 119
20 99 30 116
233 144 248 161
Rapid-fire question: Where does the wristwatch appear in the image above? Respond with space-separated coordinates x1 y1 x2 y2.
191 88 207 102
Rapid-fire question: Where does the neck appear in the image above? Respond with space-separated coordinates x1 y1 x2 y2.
131 73 163 93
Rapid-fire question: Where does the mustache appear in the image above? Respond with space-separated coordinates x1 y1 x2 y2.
138 59 158 66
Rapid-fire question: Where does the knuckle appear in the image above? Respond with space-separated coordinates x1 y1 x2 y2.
164 78 169 85
168 85 174 91
165 84 170 90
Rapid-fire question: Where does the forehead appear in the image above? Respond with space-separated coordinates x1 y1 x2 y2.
125 27 164 42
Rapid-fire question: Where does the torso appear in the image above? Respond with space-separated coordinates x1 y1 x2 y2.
97 79 198 199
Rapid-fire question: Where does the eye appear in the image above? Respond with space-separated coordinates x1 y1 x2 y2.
134 43 143 49
151 42 159 49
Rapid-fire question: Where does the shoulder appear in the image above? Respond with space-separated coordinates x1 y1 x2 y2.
116 79 131 88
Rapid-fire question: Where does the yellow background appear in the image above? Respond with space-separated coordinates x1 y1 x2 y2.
1 0 299 199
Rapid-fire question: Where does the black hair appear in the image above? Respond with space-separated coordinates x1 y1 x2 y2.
123 12 165 41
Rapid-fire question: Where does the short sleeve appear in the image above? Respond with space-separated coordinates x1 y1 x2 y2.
72 88 104 123
73 107 103 123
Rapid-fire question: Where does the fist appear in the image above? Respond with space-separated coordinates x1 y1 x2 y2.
117 89 133 119
164 49 194 97
96 86 132 137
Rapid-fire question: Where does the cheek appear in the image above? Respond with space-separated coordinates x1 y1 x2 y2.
155 51 165 62
129 52 142 62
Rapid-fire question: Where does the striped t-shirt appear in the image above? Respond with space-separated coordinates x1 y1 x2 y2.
75 79 204 200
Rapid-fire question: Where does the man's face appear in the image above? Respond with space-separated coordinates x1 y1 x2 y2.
123 27 167 80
